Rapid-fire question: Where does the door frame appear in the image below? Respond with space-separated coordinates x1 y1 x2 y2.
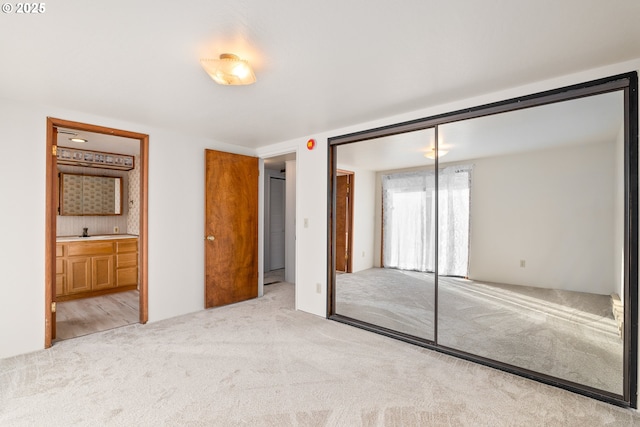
45 117 149 348
336 169 354 273
267 175 286 271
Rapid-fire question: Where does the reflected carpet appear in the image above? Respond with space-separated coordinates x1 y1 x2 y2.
336 268 623 395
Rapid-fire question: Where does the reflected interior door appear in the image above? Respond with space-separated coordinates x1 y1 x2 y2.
205 149 259 308
336 172 353 273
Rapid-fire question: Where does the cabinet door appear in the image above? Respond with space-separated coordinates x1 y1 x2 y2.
116 268 138 286
116 240 137 254
55 275 65 296
117 252 137 269
67 257 91 294
55 257 65 296
92 255 114 289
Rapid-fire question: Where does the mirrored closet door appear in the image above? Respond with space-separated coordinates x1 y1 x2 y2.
328 73 637 407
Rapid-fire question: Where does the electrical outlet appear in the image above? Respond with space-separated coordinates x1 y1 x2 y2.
304 218 309 228
316 283 321 294
362 251 365 257
520 260 526 268
114 226 119 234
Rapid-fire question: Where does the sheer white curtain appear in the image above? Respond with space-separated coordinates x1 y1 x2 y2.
438 165 472 276
382 165 472 276
382 171 436 271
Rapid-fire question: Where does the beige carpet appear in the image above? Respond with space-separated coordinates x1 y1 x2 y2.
1 282 638 426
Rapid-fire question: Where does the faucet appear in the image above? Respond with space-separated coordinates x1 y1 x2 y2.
82 227 89 237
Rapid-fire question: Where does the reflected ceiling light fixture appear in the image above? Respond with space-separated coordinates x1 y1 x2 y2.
200 53 256 85
69 137 88 143
424 148 448 159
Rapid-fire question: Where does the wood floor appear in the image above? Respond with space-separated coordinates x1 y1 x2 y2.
55 290 139 342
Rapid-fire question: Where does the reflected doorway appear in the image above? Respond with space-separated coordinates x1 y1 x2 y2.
336 170 354 273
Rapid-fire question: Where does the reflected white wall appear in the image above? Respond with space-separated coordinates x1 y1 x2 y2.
469 140 616 294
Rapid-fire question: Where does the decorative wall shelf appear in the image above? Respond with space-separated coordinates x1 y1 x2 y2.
57 146 134 171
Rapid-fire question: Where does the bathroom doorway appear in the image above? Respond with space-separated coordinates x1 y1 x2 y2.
45 118 149 347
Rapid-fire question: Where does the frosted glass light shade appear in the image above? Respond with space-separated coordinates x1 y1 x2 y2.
424 148 449 159
200 54 256 85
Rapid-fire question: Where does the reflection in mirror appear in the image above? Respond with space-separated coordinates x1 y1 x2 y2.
330 77 636 405
436 91 625 395
335 128 437 341
60 172 122 216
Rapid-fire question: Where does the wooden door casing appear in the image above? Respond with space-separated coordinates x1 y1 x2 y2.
335 171 354 273
45 117 150 348
204 149 259 308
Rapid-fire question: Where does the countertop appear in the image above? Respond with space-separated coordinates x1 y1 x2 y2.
56 234 138 242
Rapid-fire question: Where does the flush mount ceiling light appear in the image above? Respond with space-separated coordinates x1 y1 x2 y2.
424 148 449 159
57 128 87 143
200 53 256 85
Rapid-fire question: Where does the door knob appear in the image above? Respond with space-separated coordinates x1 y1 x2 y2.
206 235 215 241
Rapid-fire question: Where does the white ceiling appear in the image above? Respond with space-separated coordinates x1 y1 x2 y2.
57 128 140 156
337 91 624 171
1 1 639 149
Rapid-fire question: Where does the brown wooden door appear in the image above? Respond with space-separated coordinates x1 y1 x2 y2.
336 172 354 273
205 149 259 308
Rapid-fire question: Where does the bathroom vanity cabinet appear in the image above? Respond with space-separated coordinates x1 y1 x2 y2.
55 236 138 301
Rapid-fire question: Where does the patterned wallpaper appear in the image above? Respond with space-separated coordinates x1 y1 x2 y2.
61 174 83 214
127 155 140 235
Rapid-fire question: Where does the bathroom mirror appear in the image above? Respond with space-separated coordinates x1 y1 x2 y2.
328 73 637 407
59 173 122 216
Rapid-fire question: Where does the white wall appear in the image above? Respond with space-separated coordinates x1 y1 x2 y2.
257 58 640 320
0 98 253 359
285 160 296 284
468 141 615 294
2 59 639 362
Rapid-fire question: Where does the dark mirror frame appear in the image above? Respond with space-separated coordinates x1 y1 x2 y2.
327 72 638 408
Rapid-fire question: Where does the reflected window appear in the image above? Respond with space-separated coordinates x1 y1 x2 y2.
382 165 472 277
382 171 435 271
